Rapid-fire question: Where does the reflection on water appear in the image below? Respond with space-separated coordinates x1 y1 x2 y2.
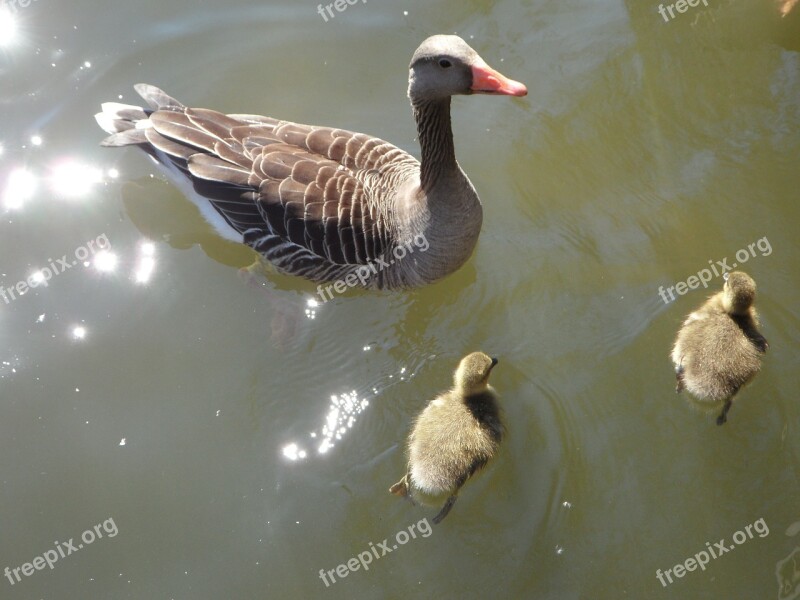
49 160 103 198
778 520 800 600
283 390 369 460
2 160 113 210
0 10 17 47
3 168 36 209
281 353 431 462
134 242 156 284
0 0 798 599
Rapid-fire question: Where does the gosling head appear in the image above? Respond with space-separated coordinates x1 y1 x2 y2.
453 352 498 395
722 271 757 315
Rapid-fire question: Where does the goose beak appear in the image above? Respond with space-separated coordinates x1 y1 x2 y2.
471 60 527 97
490 357 499 368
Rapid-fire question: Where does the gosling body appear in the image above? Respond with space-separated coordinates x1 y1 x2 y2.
390 352 502 524
671 271 768 425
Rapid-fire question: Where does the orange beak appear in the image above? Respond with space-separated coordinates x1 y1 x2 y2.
470 60 527 97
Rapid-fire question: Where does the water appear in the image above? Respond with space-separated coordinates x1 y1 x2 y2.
1 0 799 598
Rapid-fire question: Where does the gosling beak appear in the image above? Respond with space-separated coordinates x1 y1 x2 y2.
470 60 528 97
490 357 499 368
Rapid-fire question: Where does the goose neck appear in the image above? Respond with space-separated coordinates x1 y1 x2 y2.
412 98 458 192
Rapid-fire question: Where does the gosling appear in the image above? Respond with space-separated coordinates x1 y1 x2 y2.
671 271 769 425
389 352 503 524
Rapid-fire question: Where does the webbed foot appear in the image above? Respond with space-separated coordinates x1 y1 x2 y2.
432 495 458 525
716 400 732 426
389 474 416 505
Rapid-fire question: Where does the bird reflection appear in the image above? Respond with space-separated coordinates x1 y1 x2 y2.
121 177 313 347
121 178 255 268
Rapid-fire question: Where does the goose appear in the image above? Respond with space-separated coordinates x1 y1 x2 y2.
390 352 502 524
671 271 769 425
95 35 527 291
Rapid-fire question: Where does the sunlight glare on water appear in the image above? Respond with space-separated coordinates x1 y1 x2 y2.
0 0 798 599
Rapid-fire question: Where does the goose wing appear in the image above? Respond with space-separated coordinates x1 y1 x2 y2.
112 85 419 273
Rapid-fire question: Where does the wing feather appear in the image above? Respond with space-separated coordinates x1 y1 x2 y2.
108 86 422 274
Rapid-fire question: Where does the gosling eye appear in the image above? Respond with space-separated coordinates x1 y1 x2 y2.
438 59 452 69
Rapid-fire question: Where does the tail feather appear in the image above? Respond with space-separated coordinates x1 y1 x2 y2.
100 102 148 123
134 83 185 111
143 127 197 161
95 84 184 147
99 128 149 147
95 103 147 133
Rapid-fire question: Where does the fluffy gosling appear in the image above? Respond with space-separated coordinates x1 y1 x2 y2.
390 352 503 524
671 271 768 425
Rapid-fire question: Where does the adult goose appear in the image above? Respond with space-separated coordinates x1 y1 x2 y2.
95 35 527 291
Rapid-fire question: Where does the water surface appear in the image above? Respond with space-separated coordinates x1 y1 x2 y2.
1 0 799 598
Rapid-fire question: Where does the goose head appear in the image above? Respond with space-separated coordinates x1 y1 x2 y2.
408 35 527 102
722 271 757 315
454 352 499 395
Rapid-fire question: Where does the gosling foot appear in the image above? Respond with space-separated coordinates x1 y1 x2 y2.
432 495 458 525
716 400 733 426
389 474 416 506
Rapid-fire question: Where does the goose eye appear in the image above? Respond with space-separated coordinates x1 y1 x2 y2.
439 59 452 68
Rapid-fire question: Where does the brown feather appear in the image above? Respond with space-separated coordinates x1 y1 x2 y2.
188 155 250 187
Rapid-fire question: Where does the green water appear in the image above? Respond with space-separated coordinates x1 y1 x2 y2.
1 0 798 598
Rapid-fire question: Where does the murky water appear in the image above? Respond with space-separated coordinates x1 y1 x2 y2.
1 0 799 598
